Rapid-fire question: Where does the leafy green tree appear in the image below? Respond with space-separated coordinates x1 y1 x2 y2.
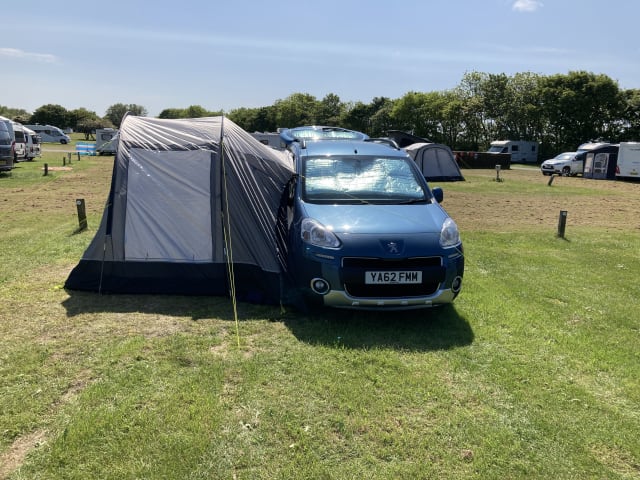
620 89 640 141
158 108 184 119
341 101 373 133
273 93 318 129
539 71 622 152
68 108 104 138
439 90 466 148
158 105 222 120
228 106 277 132
29 104 70 128
105 103 147 128
455 72 493 149
316 93 345 126
0 106 31 122
368 98 395 137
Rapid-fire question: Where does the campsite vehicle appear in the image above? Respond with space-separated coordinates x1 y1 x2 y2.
0 116 15 171
615 142 640 179
23 127 41 160
280 125 464 310
250 132 285 150
540 152 583 176
488 140 539 164
11 122 29 161
95 128 118 155
24 124 71 144
579 142 619 180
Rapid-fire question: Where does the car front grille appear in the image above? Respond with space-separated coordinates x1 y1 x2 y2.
341 256 444 298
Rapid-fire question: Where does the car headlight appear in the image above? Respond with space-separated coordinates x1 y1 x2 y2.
301 218 341 248
440 218 461 248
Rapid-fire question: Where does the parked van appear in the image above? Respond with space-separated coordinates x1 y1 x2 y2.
11 122 28 161
615 142 640 179
488 140 539 164
0 116 15 172
95 128 118 155
24 124 71 144
23 127 41 161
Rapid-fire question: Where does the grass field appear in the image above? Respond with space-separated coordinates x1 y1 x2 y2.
1 143 639 479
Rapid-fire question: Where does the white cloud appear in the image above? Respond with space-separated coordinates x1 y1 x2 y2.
512 0 543 12
0 47 57 63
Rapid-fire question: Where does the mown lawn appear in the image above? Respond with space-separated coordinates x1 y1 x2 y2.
0 155 638 479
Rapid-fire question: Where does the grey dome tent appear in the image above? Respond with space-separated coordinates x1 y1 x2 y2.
404 142 464 182
64 115 295 304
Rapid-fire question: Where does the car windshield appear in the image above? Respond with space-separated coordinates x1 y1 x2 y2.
555 153 575 160
302 156 428 204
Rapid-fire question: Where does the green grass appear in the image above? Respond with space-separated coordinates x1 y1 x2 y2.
0 160 639 479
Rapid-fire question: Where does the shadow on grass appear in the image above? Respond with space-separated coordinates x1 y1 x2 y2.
62 290 255 321
62 291 473 352
280 305 474 351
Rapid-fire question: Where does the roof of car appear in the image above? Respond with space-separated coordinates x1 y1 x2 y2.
301 138 407 157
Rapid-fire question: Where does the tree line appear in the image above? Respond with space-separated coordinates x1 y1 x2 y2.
2 71 638 158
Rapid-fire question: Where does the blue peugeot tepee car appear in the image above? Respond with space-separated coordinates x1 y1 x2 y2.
281 126 464 310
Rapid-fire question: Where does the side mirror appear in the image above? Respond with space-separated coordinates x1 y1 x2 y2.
432 187 443 203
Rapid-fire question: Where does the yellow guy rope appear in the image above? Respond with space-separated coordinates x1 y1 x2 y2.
220 135 241 348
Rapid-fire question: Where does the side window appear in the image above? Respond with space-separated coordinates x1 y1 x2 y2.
511 145 519 152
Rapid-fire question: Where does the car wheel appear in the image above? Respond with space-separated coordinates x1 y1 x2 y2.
60 139 67 144
562 166 571 176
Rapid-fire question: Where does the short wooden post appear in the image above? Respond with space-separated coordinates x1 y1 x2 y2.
62 156 66 166
557 210 567 238
43 163 48 176
548 174 557 186
77 152 81 161
67 152 72 164
76 199 88 231
495 164 503 182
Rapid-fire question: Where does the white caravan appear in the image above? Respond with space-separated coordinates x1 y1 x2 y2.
11 122 28 161
23 127 41 160
95 128 118 155
488 140 539 164
615 142 640 179
24 124 71 144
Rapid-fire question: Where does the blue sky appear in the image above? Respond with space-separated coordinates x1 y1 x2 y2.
2 0 639 117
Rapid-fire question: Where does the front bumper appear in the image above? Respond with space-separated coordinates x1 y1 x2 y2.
294 248 464 310
322 286 458 310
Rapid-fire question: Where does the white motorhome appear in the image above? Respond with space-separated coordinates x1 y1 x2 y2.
488 140 539 164
250 132 285 150
11 122 28 161
23 127 41 161
615 142 640 179
95 128 118 155
24 124 71 144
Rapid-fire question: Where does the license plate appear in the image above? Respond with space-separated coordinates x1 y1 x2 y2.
365 271 422 284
